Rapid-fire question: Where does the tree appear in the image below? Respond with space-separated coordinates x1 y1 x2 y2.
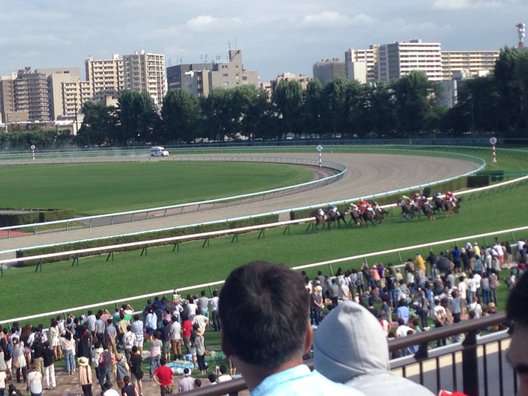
77 101 118 146
494 47 528 137
272 80 304 138
391 71 439 135
161 89 200 143
117 91 160 145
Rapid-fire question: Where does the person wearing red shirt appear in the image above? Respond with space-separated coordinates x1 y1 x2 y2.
153 358 173 396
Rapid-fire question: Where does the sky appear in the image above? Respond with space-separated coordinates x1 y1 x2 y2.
0 0 527 82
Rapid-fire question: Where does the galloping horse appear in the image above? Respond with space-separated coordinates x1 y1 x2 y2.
345 206 365 227
326 207 347 228
420 200 435 221
311 208 328 229
362 208 378 226
398 198 419 220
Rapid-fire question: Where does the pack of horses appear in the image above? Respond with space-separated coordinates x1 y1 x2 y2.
310 196 462 230
311 205 389 229
397 196 462 221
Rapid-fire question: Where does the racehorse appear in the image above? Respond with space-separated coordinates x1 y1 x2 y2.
373 206 389 223
311 208 328 229
326 207 347 228
362 208 378 226
420 200 435 221
345 206 365 227
397 198 419 220
445 197 462 215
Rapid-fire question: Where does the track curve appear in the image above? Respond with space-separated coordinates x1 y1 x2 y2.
0 152 481 254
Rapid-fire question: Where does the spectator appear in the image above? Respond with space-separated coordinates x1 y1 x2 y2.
314 301 435 395
153 357 173 396
26 363 43 396
78 356 93 396
209 290 221 331
120 375 137 396
178 368 195 393
129 346 143 396
149 331 163 378
169 315 182 361
218 261 357 395
506 270 528 396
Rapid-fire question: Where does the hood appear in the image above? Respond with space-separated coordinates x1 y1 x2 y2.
314 301 389 383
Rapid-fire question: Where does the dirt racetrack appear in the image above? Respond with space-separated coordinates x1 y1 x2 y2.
0 152 481 255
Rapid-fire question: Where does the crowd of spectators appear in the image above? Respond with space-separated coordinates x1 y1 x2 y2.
0 289 227 395
0 237 525 395
307 238 527 355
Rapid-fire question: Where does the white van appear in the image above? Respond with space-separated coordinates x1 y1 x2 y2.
150 146 169 157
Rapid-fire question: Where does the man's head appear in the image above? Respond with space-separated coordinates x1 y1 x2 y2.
219 261 310 370
507 271 528 394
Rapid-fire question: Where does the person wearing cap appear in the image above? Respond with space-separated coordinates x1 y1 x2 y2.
314 301 434 396
219 261 361 396
178 368 194 393
115 353 129 389
78 356 93 396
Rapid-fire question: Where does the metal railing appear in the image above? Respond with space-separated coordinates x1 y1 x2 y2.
180 313 512 396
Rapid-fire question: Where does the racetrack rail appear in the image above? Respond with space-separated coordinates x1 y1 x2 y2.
0 152 481 255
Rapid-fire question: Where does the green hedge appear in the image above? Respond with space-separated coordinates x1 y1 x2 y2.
15 214 279 266
0 209 76 227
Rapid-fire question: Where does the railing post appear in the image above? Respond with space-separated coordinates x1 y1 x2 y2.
462 329 480 396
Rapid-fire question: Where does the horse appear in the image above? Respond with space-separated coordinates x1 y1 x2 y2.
311 208 328 230
420 200 435 221
397 199 419 220
362 208 378 226
345 206 365 227
445 197 462 215
373 206 389 223
325 207 347 228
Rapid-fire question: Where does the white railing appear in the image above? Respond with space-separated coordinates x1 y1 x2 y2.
2 223 527 326
1 153 491 256
0 156 347 238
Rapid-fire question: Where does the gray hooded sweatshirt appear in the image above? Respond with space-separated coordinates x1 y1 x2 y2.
314 301 435 396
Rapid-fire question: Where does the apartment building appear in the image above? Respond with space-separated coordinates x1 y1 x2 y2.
123 50 167 106
85 54 124 103
166 50 259 97
345 46 379 83
270 72 310 92
312 58 346 85
377 39 443 83
441 50 499 80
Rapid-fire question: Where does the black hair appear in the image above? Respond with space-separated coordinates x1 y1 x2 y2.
507 270 528 327
219 261 309 369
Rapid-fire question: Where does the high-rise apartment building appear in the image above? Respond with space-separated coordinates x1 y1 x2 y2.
377 39 443 83
166 50 258 98
123 50 167 106
13 68 50 122
0 73 26 124
441 50 499 80
85 54 124 103
345 46 379 83
312 58 346 85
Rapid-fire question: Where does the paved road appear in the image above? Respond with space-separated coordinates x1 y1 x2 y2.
0 152 479 256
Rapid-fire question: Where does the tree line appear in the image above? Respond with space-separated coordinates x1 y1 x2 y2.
4 47 526 150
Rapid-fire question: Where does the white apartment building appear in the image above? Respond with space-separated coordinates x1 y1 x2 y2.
345 46 378 82
123 50 167 107
441 50 499 80
377 39 443 82
85 54 124 103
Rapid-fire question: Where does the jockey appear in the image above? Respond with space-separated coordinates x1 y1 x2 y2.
401 194 412 205
328 204 338 214
444 191 456 203
317 208 325 217
358 199 370 213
